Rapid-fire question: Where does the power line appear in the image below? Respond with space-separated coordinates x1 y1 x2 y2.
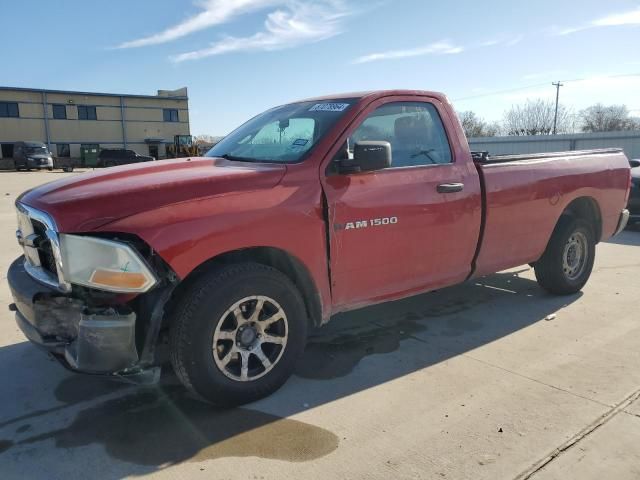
453 72 640 102
453 82 550 101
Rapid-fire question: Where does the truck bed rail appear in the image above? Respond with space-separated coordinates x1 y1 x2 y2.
472 148 623 164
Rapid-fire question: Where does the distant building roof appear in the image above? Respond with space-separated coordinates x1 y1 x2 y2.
0 85 188 100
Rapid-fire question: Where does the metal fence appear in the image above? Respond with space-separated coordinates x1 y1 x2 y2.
468 130 640 159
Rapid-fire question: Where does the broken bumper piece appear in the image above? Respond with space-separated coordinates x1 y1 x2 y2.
8 256 143 376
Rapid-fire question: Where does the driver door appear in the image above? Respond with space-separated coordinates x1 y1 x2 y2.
322 97 481 309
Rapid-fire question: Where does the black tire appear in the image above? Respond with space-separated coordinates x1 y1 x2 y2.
47 167 53 172
169 262 308 406
105 160 116 168
534 216 595 295
63 166 74 172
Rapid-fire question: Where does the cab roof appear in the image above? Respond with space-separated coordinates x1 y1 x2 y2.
295 89 449 104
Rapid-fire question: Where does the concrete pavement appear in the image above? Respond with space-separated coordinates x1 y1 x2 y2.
0 170 639 479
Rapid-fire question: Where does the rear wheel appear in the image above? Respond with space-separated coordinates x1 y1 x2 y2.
534 217 595 295
169 263 308 406
105 160 116 168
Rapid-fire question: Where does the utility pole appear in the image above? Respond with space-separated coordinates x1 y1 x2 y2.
552 81 564 135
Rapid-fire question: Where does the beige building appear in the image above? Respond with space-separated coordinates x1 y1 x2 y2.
0 86 189 163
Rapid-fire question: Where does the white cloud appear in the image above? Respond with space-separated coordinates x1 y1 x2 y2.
171 1 349 62
117 0 350 58
505 34 524 46
554 6 640 35
353 41 464 64
354 33 524 64
117 0 283 48
481 34 524 47
593 7 640 26
479 39 500 47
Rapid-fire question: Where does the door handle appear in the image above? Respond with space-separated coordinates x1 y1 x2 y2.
437 183 464 193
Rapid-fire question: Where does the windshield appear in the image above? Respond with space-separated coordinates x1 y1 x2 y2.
25 146 48 155
206 99 356 163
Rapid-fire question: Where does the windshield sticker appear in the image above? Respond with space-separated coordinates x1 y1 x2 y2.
309 103 350 112
292 138 309 146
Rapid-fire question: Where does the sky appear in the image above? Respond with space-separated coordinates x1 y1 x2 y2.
1 0 639 136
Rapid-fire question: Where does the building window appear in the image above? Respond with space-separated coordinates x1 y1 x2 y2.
78 105 97 120
0 102 19 118
163 109 179 122
52 104 67 119
56 144 70 157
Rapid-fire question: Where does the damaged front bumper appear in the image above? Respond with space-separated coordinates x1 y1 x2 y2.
7 256 170 382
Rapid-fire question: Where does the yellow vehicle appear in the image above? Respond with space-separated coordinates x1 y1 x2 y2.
167 135 198 158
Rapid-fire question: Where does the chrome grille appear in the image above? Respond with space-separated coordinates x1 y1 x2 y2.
15 202 71 292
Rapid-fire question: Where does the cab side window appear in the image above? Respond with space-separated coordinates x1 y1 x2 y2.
349 102 452 167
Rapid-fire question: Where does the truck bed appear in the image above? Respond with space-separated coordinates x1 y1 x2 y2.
471 148 630 278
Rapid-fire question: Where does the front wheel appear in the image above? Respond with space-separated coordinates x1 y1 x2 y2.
534 217 595 295
169 263 308 406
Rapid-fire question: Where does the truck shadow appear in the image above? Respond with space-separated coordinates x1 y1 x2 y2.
0 268 581 477
605 228 640 246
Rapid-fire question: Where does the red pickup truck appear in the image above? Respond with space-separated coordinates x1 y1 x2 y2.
8 90 631 405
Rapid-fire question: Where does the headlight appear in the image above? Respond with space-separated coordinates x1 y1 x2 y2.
60 234 157 293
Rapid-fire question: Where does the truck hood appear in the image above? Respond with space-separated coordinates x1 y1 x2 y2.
19 157 287 232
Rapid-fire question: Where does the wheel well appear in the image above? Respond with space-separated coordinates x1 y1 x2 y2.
561 197 602 242
167 247 323 328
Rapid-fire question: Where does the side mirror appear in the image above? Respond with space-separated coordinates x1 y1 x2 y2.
630 159 640 168
338 141 392 174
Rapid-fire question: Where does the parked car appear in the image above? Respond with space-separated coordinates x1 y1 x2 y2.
97 148 154 167
52 157 76 173
13 141 54 171
628 160 640 225
7 90 632 406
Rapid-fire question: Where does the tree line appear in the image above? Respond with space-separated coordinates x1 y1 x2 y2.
458 100 640 138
